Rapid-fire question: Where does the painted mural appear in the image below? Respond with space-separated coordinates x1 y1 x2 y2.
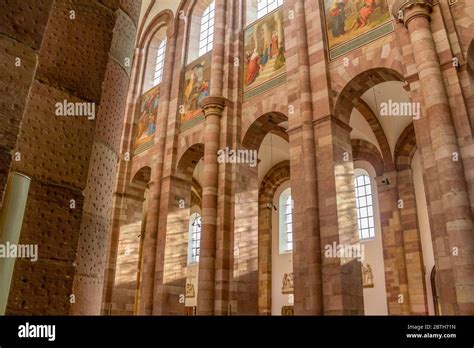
181 52 212 129
134 85 159 154
324 0 393 59
243 8 286 100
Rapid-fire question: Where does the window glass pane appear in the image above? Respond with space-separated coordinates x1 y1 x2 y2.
153 39 167 86
354 174 376 240
280 189 293 252
256 0 284 19
189 214 201 263
198 2 215 57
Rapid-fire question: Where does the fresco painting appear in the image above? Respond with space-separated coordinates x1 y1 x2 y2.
134 85 159 154
324 0 392 58
243 8 286 97
181 52 212 126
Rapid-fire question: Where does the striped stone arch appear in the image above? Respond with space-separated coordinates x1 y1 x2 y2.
394 123 417 171
334 68 405 125
257 160 290 315
176 143 204 181
242 112 288 151
351 139 384 176
137 9 174 49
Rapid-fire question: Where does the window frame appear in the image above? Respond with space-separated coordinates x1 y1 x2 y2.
187 212 202 264
198 2 216 57
279 187 293 254
153 38 167 87
354 170 376 241
257 0 283 19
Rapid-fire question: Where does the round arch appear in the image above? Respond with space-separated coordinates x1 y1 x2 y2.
394 123 417 171
334 68 405 125
257 160 291 315
242 112 288 151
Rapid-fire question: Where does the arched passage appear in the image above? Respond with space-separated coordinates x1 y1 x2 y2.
258 160 290 315
110 166 151 315
153 143 204 315
233 112 289 315
337 66 430 315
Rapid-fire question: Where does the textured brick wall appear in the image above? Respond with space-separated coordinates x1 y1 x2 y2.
0 0 53 208
4 0 139 315
70 1 138 315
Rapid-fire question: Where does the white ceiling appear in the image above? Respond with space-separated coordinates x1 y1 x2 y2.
351 81 413 158
258 133 290 184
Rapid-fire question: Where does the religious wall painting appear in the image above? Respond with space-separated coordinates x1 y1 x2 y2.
243 8 286 100
134 85 160 154
323 0 393 59
180 52 212 131
281 306 294 316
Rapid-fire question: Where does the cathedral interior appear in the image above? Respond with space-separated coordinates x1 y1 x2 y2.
0 0 473 317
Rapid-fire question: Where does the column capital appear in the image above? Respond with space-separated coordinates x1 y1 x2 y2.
392 0 434 27
199 96 227 118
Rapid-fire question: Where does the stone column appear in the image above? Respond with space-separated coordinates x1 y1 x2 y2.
196 96 225 315
139 24 178 315
314 116 364 315
375 172 410 315
195 0 228 315
72 1 139 314
394 0 474 314
397 168 428 315
0 0 53 208
285 0 322 316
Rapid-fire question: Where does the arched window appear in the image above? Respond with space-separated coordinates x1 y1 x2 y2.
188 213 201 264
198 2 215 57
257 0 283 18
354 172 375 240
153 39 167 86
279 187 293 253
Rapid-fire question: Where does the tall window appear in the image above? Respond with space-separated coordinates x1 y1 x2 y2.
354 173 375 240
257 0 283 18
188 213 201 264
199 2 215 57
279 187 293 253
153 39 167 86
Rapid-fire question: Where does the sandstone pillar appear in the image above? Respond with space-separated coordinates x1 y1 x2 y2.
397 168 428 315
196 97 225 315
394 0 474 314
0 0 53 208
285 0 322 315
375 171 410 315
314 116 364 315
138 24 178 315
71 1 140 314
195 0 227 315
